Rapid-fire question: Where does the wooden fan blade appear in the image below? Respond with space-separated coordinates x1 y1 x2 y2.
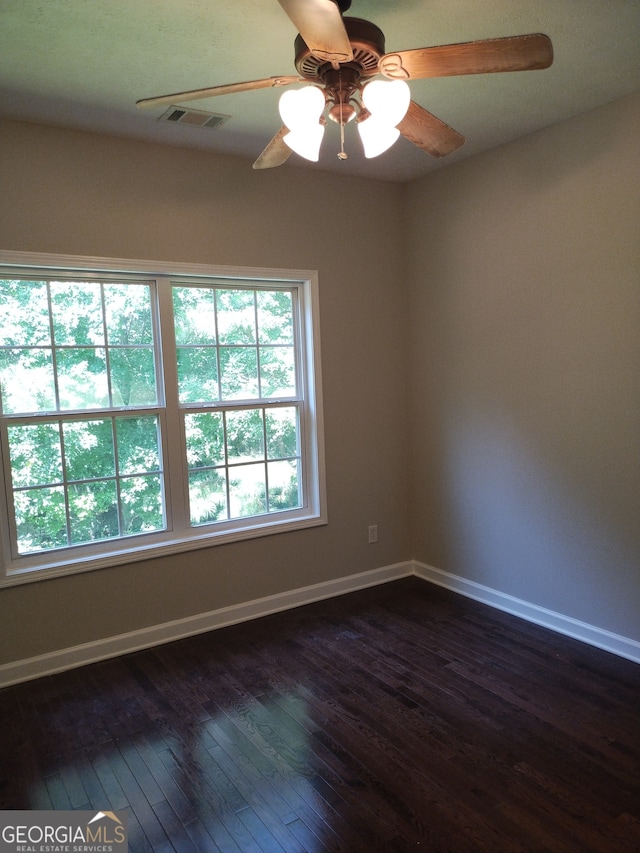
136 76 304 110
380 34 553 81
397 101 466 158
253 127 293 169
277 0 353 63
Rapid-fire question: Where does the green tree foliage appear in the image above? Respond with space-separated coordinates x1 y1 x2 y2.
173 285 296 403
1 279 163 553
185 405 300 524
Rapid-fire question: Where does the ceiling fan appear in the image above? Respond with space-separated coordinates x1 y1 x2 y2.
136 0 553 169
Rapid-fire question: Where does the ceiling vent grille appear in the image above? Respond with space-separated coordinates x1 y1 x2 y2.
159 106 230 129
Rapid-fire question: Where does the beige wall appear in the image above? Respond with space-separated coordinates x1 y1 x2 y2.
406 91 640 640
0 120 411 663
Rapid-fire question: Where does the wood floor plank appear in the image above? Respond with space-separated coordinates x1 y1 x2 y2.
203 714 356 853
1 578 639 852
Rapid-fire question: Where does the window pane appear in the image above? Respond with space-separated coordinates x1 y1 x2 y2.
50 281 104 346
173 287 216 345
189 469 227 524
176 347 219 403
257 290 294 344
57 348 109 409
228 463 266 517
120 475 165 534
0 280 50 346
268 460 300 511
219 347 259 400
8 423 63 488
265 407 298 459
260 346 296 397
116 416 161 474
68 480 119 544
0 348 56 413
104 283 153 345
15 486 67 554
217 290 256 344
63 419 115 482
109 348 157 406
185 412 225 468
226 409 264 464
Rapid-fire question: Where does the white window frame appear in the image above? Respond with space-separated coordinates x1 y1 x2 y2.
0 251 327 587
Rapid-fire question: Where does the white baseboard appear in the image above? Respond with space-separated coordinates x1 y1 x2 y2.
3 559 638 687
413 561 640 665
0 561 412 687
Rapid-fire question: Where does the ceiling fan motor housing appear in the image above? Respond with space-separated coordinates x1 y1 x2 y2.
294 17 386 81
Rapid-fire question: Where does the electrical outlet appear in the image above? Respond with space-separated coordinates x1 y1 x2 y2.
368 524 378 544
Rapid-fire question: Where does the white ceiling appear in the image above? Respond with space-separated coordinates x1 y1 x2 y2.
1 0 639 183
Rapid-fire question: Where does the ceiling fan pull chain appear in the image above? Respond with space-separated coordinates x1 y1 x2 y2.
338 120 348 160
337 70 348 160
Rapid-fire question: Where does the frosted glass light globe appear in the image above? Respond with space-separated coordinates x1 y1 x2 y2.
358 79 411 158
279 87 326 161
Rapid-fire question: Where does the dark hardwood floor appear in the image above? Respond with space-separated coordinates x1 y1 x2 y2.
1 578 639 852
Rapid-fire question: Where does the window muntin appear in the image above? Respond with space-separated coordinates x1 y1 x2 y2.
0 257 325 584
7 414 165 554
0 276 165 557
185 405 301 525
172 286 297 403
0 279 158 414
173 283 302 526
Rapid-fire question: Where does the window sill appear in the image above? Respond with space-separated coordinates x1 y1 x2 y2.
0 512 328 587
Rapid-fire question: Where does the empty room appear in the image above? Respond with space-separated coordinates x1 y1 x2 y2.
0 1 639 850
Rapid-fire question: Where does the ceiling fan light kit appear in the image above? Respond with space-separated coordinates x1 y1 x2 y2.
136 0 553 170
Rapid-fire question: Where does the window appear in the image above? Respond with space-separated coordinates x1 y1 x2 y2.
0 253 326 585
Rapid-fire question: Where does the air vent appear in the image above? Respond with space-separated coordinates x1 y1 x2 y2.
159 106 230 129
